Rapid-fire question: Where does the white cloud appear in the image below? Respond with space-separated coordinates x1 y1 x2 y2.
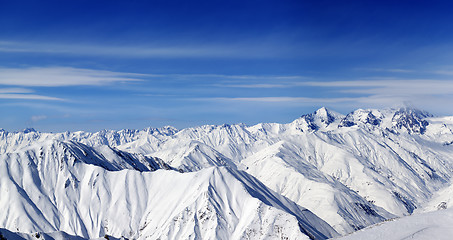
0 93 63 101
0 88 34 93
204 75 305 80
356 68 415 73
303 79 453 95
206 75 307 88
213 83 290 88
31 115 48 122
208 79 453 108
196 95 437 114
433 70 453 76
202 78 453 114
209 97 358 103
0 88 64 101
0 67 142 87
0 87 63 101
148 74 306 81
0 40 294 59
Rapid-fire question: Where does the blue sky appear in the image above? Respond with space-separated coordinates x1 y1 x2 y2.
1 0 453 132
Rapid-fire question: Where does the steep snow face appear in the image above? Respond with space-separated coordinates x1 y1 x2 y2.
238 140 395 234
10 140 171 172
0 140 337 239
335 208 453 240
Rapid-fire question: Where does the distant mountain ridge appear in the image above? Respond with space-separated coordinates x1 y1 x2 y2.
1 107 453 239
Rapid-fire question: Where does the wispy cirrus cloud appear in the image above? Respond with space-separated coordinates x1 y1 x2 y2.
302 79 453 95
212 83 295 88
0 88 63 101
142 73 306 81
206 97 359 103
432 70 453 76
0 67 142 87
0 40 295 59
219 84 290 88
195 95 427 112
355 68 415 73
196 78 453 114
206 75 306 88
0 93 63 101
0 88 34 94
30 115 48 122
356 66 453 76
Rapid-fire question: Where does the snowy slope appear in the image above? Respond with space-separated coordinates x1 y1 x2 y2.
0 228 86 240
151 140 236 172
335 208 453 240
238 140 395 234
419 178 453 212
2 106 453 238
141 107 453 234
0 140 337 239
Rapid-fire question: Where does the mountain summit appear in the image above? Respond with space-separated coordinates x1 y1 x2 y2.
391 107 432 134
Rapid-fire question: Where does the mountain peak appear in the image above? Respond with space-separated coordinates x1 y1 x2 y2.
394 106 432 117
392 107 431 134
315 107 333 121
316 106 329 113
312 107 343 125
339 109 382 128
22 128 37 133
143 126 178 135
294 107 343 131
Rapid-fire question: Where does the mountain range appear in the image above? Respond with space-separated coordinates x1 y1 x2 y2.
1 106 453 239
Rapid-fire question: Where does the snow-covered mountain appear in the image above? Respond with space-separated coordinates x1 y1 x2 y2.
0 140 337 239
335 207 453 240
1 106 453 239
